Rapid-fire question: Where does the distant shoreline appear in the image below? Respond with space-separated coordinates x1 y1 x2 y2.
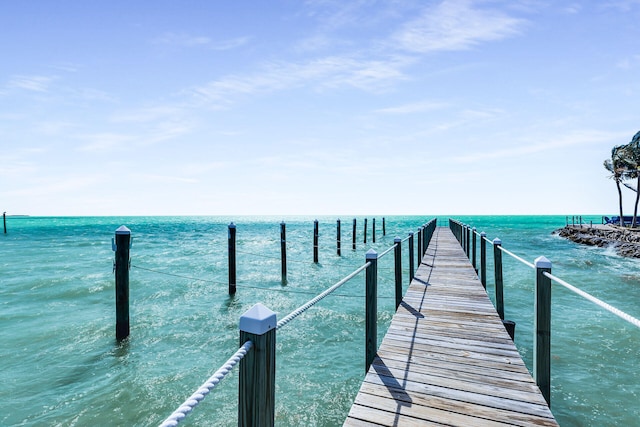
554 225 640 258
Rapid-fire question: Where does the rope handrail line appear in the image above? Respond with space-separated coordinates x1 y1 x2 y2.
544 271 640 329
159 340 253 427
498 246 535 269
277 262 370 330
377 243 397 259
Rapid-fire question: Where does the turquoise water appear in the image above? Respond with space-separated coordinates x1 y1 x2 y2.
1 215 638 426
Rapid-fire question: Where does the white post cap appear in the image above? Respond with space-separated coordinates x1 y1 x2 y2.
480 231 486 237
534 256 552 269
394 237 401 243
493 238 502 245
239 303 276 335
115 225 131 235
366 249 378 260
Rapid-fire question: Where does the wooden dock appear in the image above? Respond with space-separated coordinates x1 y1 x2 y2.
344 226 559 426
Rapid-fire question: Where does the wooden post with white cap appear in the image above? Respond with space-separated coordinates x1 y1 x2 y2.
534 256 552 406
239 303 276 427
114 225 131 341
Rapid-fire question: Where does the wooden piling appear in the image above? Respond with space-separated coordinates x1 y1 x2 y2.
394 237 402 309
416 227 422 263
493 238 504 319
114 225 131 341
372 218 376 243
239 303 276 427
472 227 477 273
365 249 378 372
534 256 552 406
337 219 341 256
480 231 487 289
382 217 386 236
280 222 287 283
3 212 6 234
364 218 367 244
313 220 319 264
352 218 357 250
228 223 237 295
408 232 415 283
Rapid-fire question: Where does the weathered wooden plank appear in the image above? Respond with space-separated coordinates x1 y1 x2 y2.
344 226 558 427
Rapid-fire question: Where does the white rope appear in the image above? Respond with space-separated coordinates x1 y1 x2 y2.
498 245 535 269
544 272 640 329
378 244 397 259
159 340 253 427
277 262 369 330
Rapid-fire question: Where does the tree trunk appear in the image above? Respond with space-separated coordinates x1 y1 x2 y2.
617 180 624 226
634 175 640 228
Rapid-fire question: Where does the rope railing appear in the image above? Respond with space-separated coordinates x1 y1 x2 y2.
277 262 369 330
448 217 639 405
544 271 640 329
159 340 253 427
151 217 437 427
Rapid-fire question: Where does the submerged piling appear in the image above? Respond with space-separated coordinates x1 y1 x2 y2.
280 222 287 283
3 212 6 234
229 223 237 294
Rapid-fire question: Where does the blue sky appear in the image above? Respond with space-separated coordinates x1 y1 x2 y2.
1 1 639 216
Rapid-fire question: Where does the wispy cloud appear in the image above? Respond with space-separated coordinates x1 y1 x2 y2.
8 75 56 92
193 54 412 106
154 32 250 50
76 132 135 152
375 101 450 114
392 0 525 53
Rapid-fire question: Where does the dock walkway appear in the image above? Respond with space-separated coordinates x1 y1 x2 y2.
344 226 558 426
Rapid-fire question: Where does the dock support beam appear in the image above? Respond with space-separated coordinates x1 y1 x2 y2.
228 223 237 295
394 237 402 309
313 220 319 264
280 222 287 283
114 226 131 341
534 256 552 406
239 303 276 427
365 249 378 372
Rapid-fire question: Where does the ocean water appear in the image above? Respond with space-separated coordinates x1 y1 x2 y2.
1 215 638 426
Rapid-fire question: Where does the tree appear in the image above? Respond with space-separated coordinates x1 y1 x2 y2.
604 145 627 225
619 131 640 227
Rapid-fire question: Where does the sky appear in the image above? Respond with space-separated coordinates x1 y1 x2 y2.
1 0 639 216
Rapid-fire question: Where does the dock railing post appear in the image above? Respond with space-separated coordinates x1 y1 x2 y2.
408 232 415 283
472 227 477 273
534 256 552 406
228 223 237 295
422 224 427 256
365 249 378 372
352 218 357 250
239 303 276 427
417 227 423 264
465 225 471 258
394 237 402 310
313 220 319 264
493 238 504 318
113 225 131 341
480 232 487 289
337 219 341 256
280 222 287 284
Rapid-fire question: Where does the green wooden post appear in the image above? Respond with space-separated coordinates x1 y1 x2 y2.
280 222 287 284
337 219 341 256
364 218 368 244
352 218 357 250
493 238 504 318
365 249 378 372
534 256 552 406
408 232 415 283
422 224 427 256
382 217 386 236
480 232 487 289
313 220 319 264
472 227 477 273
372 218 376 243
466 225 471 257
3 212 6 234
238 303 276 427
394 237 402 310
417 227 422 264
113 225 131 341
228 223 237 295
